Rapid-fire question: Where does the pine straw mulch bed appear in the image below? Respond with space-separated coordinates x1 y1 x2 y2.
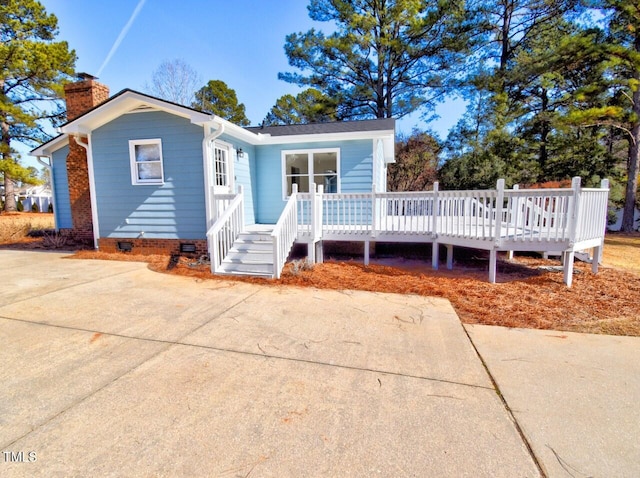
71 249 640 337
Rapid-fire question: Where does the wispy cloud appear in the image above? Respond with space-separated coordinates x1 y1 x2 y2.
97 0 147 77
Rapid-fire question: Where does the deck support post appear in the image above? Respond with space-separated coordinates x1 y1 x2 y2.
446 244 453 270
315 241 324 264
307 242 315 264
489 250 497 283
432 242 439 270
563 250 575 287
364 240 370 265
591 245 601 273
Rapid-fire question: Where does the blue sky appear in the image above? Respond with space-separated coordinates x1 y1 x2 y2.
23 0 465 169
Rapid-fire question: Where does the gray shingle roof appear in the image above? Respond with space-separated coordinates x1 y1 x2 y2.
245 118 395 136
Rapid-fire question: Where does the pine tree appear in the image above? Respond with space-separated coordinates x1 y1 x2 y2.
0 0 76 212
263 88 339 125
280 0 478 119
192 80 250 126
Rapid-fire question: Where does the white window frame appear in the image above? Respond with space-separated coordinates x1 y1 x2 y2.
211 139 234 192
129 138 164 185
281 148 340 199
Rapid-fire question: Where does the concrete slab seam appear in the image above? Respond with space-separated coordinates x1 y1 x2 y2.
1 314 496 395
0 287 264 450
462 325 548 478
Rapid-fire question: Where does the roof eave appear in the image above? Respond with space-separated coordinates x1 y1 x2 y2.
59 90 214 135
30 134 70 157
256 129 395 145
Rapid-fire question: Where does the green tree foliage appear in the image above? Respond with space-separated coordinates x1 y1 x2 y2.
564 1 640 231
193 80 250 126
441 1 625 193
387 130 440 191
263 88 339 125
0 0 75 212
280 0 477 119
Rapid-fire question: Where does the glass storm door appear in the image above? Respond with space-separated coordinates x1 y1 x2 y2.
212 142 232 194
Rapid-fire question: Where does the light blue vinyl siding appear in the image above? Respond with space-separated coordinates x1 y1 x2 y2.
255 139 373 223
219 133 257 225
92 111 206 239
51 145 72 229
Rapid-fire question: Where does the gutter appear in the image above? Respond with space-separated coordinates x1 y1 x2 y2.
202 120 225 228
73 134 100 249
35 155 59 231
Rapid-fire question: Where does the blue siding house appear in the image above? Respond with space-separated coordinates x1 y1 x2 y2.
31 76 610 286
31 77 396 277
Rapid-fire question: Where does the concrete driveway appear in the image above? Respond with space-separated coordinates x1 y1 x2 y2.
0 250 540 477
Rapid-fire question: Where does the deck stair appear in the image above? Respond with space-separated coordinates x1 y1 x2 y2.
218 225 275 277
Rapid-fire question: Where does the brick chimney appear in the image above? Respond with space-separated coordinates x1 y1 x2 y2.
63 73 110 243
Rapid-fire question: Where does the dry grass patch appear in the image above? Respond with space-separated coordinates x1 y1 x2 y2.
603 233 640 274
0 212 55 244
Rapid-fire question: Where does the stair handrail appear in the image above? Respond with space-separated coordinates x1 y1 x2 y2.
271 184 299 279
207 186 244 274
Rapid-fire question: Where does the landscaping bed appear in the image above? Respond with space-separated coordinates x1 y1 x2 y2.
2 212 638 337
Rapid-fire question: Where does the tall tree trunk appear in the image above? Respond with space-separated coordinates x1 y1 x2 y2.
499 0 514 71
621 35 640 232
1 119 17 212
621 122 639 232
539 87 549 169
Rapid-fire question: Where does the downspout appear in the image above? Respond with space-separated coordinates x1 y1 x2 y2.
36 155 58 231
74 134 100 249
202 120 225 229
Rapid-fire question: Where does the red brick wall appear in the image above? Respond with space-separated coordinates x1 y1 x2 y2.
99 238 209 256
65 136 94 241
63 79 110 243
64 79 110 121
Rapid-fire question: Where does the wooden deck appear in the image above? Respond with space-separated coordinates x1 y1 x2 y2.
210 177 609 285
290 178 609 286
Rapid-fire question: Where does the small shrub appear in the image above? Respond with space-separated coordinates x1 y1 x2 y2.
16 200 24 212
42 231 68 249
47 203 53 213
290 257 314 275
31 203 39 213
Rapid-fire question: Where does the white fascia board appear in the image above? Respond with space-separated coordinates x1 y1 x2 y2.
61 91 212 135
258 129 395 145
30 134 70 156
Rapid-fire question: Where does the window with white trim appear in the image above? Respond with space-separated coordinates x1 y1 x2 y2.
282 148 339 197
129 139 164 185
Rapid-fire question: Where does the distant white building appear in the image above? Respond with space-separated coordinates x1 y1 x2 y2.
609 207 640 231
15 184 53 212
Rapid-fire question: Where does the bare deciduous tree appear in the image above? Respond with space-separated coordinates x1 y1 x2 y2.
144 59 201 106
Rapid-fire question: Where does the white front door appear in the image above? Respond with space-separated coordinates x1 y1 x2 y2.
212 141 233 195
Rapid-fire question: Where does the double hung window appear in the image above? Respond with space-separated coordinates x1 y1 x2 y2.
129 139 164 185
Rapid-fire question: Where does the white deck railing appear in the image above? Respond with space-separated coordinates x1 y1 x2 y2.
436 184 500 242
503 188 574 243
206 186 244 273
271 184 299 279
575 181 610 244
291 177 609 251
